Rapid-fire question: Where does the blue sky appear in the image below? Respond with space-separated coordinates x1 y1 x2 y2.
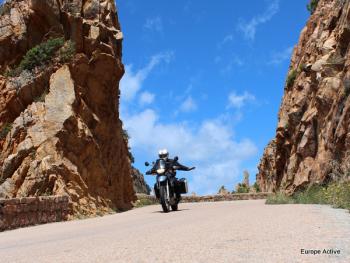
117 0 310 194
0 0 309 194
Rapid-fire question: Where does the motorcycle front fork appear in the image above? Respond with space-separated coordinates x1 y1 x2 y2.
166 182 170 201
157 181 175 203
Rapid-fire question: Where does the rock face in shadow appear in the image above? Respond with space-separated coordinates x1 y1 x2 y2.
132 167 151 195
0 0 136 215
257 0 350 194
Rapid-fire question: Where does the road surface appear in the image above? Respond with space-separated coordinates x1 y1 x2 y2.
0 200 349 263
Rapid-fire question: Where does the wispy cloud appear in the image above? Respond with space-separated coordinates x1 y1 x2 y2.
139 91 155 106
217 34 234 49
220 55 244 74
123 109 257 194
120 53 258 194
143 16 163 32
237 0 280 41
227 91 255 109
268 46 293 65
179 96 197 112
120 52 174 101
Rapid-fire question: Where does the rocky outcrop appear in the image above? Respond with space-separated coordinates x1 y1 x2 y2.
131 167 151 195
257 0 350 194
217 186 229 195
0 0 136 216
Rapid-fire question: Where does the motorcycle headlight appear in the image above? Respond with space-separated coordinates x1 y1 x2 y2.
157 168 165 174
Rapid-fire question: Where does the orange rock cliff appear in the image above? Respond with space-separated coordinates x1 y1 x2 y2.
0 0 136 215
257 0 350 194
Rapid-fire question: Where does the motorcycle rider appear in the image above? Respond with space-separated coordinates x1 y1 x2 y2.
146 149 195 195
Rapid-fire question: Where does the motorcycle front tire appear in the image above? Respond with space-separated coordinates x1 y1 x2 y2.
159 185 170 213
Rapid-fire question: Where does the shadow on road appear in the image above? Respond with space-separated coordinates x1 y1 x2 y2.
151 209 190 214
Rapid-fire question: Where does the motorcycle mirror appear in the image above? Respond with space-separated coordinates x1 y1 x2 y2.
145 162 149 166
174 156 179 161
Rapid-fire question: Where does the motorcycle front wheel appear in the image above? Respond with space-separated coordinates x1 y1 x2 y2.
159 185 170 213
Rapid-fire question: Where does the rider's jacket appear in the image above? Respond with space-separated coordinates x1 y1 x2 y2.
146 158 192 175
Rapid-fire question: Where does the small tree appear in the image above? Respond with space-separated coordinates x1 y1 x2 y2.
253 182 261 192
122 129 135 164
236 183 249 193
286 69 297 88
0 123 12 140
307 0 319 14
19 38 65 71
218 185 229 195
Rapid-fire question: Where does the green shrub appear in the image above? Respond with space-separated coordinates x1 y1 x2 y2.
19 38 64 71
253 182 260 192
266 181 350 211
284 122 289 130
325 182 350 210
59 40 76 63
266 192 294 204
128 146 135 163
134 198 156 208
122 129 135 163
5 38 75 78
0 123 12 140
122 129 130 141
298 63 305 72
293 184 328 204
4 68 22 78
307 0 319 14
236 183 249 193
286 69 297 88
6 38 65 78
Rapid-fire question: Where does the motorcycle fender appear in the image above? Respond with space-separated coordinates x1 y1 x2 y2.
157 175 167 183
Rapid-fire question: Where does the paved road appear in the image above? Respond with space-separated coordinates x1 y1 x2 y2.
0 200 349 263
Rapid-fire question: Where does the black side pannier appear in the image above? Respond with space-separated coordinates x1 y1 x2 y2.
176 178 188 194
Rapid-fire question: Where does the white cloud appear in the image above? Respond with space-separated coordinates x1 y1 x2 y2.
237 0 279 41
227 91 255 109
217 34 234 49
120 52 258 194
144 16 163 32
268 46 293 65
179 96 197 112
139 91 155 105
120 52 173 101
122 109 257 194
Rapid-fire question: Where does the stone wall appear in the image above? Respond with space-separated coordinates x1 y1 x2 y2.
0 195 72 232
136 192 271 204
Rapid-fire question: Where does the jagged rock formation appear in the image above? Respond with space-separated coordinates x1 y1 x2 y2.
131 167 151 195
0 0 136 215
217 186 229 195
257 0 350 194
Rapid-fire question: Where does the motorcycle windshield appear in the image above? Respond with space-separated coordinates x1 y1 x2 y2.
156 159 166 174
158 159 166 169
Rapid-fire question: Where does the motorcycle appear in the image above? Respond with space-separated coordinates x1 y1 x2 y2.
145 156 194 213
